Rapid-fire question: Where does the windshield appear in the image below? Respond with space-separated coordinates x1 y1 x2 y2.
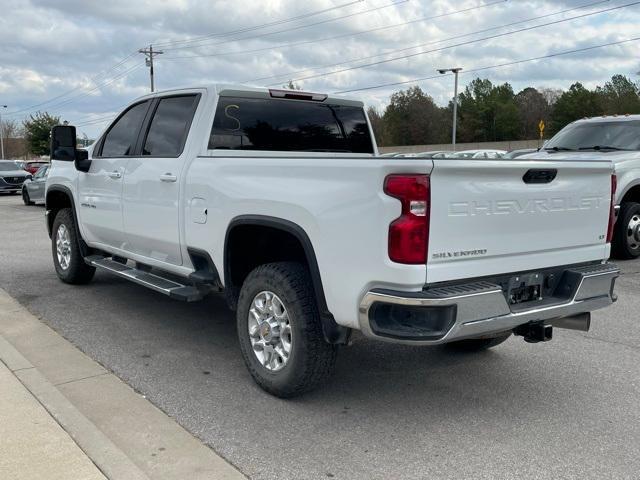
545 120 640 151
0 162 19 172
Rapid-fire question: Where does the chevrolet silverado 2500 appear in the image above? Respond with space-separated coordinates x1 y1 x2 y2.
45 85 619 397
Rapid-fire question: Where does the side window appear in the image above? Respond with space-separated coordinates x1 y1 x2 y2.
142 95 199 157
34 166 48 179
100 101 149 157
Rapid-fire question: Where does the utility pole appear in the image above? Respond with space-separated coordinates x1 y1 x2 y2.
0 105 7 159
437 67 462 151
139 45 163 92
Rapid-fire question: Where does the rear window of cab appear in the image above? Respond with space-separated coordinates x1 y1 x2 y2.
209 96 374 154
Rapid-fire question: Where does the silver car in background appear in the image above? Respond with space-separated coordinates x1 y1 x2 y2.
21 164 49 205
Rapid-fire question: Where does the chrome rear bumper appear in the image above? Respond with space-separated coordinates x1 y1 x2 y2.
358 263 619 345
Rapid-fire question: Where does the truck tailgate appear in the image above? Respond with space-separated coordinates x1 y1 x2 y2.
426 158 613 284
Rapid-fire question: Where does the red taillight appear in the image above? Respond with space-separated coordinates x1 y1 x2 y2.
606 174 617 243
384 174 430 264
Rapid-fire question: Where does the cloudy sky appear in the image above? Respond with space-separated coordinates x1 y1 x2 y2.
1 0 639 137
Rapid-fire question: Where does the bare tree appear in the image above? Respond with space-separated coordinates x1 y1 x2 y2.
1 119 21 139
540 87 563 107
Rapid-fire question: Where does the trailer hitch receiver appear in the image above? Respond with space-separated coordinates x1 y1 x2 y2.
514 322 553 343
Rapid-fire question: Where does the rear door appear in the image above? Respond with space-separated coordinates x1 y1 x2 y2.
78 100 151 249
426 158 613 284
121 93 200 266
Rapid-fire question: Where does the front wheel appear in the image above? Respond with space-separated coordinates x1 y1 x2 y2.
51 208 96 284
22 188 34 205
612 201 640 259
237 262 337 398
445 333 511 352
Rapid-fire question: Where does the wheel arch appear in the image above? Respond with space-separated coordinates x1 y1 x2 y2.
45 185 91 257
224 215 350 345
619 183 640 206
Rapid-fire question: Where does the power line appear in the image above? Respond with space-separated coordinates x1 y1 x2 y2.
41 63 144 113
6 0 400 116
75 116 117 128
334 36 640 93
251 0 609 84
161 0 409 52
163 0 508 61
273 0 638 85
153 0 365 49
3 51 139 117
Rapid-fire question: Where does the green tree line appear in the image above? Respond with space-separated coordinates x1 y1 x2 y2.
368 74 640 147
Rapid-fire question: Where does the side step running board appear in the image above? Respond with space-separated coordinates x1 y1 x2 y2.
86 255 204 302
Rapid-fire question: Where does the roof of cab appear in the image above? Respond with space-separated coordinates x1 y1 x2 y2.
134 83 364 108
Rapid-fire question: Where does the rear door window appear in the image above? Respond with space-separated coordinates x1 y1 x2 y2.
209 97 374 153
142 95 199 157
100 101 150 157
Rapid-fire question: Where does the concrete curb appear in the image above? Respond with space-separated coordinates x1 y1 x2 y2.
0 288 246 480
0 335 150 480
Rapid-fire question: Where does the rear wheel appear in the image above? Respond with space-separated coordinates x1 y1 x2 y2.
612 201 640 259
22 188 33 205
445 333 511 352
237 262 337 398
51 209 95 284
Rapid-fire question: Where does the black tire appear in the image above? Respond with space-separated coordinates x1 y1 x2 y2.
51 208 96 284
445 333 511 352
237 262 338 398
22 188 34 205
612 201 640 259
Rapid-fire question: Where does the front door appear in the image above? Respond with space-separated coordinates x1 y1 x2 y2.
29 165 49 201
122 94 200 266
77 100 150 249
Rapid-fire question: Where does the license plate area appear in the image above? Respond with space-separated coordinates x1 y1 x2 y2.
507 273 542 305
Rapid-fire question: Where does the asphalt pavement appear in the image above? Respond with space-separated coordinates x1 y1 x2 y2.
1 193 639 480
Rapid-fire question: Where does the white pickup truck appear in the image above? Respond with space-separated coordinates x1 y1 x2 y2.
46 84 619 397
531 114 640 259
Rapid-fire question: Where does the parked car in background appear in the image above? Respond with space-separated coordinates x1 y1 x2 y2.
401 151 450 158
0 160 31 194
457 149 507 159
523 114 640 258
22 164 49 205
12 160 25 170
23 161 48 175
431 152 459 159
503 148 538 159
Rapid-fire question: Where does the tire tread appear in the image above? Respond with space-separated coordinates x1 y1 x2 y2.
237 262 337 397
51 208 96 284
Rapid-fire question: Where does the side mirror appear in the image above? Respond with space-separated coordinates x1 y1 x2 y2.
50 125 76 161
75 148 91 173
50 125 92 172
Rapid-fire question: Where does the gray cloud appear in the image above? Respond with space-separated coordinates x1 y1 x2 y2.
1 0 638 137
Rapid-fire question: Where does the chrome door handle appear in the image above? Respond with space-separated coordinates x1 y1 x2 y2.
159 173 177 183
108 170 122 179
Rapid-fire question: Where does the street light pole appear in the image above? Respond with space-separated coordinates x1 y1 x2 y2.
437 68 462 151
0 105 7 160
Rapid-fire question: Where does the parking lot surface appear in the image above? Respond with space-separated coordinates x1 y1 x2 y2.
1 194 639 480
